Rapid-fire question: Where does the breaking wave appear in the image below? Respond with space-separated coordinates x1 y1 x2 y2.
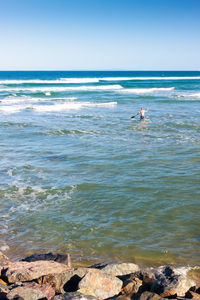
0 85 122 92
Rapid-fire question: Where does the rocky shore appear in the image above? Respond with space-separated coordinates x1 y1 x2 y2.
0 251 199 300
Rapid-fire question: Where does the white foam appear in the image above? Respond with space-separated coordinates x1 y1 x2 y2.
0 96 77 104
33 101 117 112
190 92 200 98
0 245 9 251
0 105 28 113
0 85 122 92
60 78 99 83
117 87 175 94
0 78 100 84
1 77 200 85
100 76 200 81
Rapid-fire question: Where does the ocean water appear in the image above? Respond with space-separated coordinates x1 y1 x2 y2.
0 71 199 267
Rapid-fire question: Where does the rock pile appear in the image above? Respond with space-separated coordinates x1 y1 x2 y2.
0 251 199 300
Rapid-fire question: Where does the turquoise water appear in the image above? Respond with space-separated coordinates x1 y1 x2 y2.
0 71 199 266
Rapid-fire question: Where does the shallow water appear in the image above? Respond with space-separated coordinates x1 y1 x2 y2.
0 71 199 266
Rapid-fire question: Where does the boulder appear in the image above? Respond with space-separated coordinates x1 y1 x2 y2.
91 262 140 277
22 252 69 265
51 292 98 300
0 252 10 269
121 277 142 295
37 267 88 294
6 285 47 300
139 291 163 300
2 260 72 283
78 268 123 299
186 290 200 299
151 266 196 297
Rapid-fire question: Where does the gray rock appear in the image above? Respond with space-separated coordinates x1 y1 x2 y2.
90 262 140 277
6 286 47 300
78 268 123 299
150 266 196 297
51 292 97 300
100 263 140 277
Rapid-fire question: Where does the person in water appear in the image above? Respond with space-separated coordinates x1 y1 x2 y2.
137 107 149 120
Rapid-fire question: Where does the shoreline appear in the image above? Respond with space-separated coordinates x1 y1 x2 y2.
0 250 200 299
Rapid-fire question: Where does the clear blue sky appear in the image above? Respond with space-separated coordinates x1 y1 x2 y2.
0 0 200 70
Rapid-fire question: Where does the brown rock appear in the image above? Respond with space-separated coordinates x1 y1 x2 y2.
37 267 88 294
139 291 163 300
121 278 143 295
78 268 123 299
2 260 72 283
0 251 10 269
115 295 132 300
186 291 200 299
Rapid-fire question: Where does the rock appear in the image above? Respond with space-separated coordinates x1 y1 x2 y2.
139 291 163 300
0 251 10 270
51 291 98 300
91 262 140 277
37 267 88 294
151 266 196 297
121 277 143 295
0 281 10 300
186 291 200 299
2 260 72 283
6 285 47 300
23 282 55 300
22 252 69 265
78 268 123 299
115 296 132 300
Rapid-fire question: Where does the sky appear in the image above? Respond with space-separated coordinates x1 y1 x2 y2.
0 0 200 70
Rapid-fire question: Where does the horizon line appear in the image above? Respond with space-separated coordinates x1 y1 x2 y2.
0 69 199 72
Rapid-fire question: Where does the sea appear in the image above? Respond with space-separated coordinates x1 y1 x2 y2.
0 71 199 269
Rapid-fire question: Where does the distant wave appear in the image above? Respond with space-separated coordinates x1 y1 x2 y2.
100 77 200 81
0 85 122 92
0 78 99 84
117 87 175 94
0 96 77 104
1 77 200 85
190 92 200 98
0 101 117 114
33 102 117 112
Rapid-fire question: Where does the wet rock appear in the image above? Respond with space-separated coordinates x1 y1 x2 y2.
139 291 163 300
6 285 47 300
22 252 69 265
51 291 98 300
78 268 123 299
2 260 72 283
37 267 88 294
151 266 196 297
